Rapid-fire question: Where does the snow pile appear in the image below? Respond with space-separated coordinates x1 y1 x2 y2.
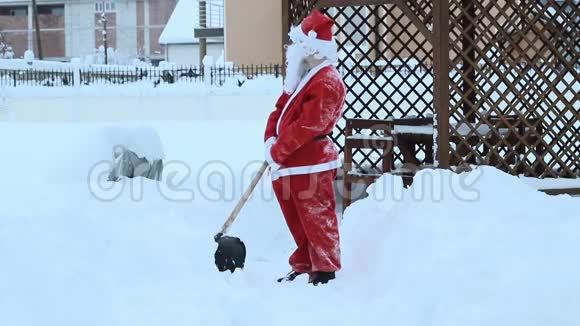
104 126 165 161
342 167 580 325
0 86 5 108
0 58 152 71
0 120 578 325
23 50 34 62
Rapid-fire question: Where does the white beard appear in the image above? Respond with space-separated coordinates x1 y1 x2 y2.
283 43 307 94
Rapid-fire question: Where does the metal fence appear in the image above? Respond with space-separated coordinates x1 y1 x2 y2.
286 0 579 180
0 68 74 87
210 64 282 86
78 66 204 85
0 64 283 87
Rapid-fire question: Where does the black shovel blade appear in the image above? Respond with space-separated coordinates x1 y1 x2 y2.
214 235 246 273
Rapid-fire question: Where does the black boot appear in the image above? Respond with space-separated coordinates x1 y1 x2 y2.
277 271 303 283
310 272 335 286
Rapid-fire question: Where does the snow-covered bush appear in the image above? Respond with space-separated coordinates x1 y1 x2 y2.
105 126 165 182
0 86 6 108
0 32 14 59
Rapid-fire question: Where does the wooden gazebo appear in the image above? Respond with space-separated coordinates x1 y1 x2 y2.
284 0 579 196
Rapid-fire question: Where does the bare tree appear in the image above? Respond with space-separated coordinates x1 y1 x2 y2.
0 31 7 56
0 31 14 58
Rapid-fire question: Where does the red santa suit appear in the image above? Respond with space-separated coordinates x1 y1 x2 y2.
264 11 346 274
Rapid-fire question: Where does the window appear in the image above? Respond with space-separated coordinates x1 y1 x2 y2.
0 6 28 16
95 1 116 13
38 5 65 16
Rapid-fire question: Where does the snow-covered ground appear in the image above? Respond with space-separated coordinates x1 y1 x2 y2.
0 90 579 325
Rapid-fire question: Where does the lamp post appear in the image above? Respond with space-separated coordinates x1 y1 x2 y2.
100 11 108 64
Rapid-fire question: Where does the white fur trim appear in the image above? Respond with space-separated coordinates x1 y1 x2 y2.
289 25 338 61
264 136 279 171
264 137 277 148
271 158 342 181
265 147 281 172
276 60 335 134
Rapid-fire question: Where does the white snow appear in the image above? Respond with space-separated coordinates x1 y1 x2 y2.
0 58 149 71
0 86 5 109
342 167 580 325
105 126 165 161
1 75 282 99
159 0 197 45
23 50 34 62
0 80 579 326
0 116 578 325
453 123 517 136
347 134 393 140
394 124 434 135
520 176 580 190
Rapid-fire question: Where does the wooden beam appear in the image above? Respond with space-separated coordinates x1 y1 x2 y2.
395 0 432 42
460 0 477 123
314 0 396 9
433 0 451 168
194 28 224 38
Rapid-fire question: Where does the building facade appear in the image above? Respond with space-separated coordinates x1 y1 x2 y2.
0 0 177 61
224 0 283 65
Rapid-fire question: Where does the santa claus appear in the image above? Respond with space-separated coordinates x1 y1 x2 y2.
263 10 346 285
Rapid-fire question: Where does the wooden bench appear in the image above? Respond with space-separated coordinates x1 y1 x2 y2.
343 118 394 210
392 116 435 187
450 115 545 175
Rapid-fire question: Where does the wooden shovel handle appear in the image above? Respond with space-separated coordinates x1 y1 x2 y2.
216 161 269 239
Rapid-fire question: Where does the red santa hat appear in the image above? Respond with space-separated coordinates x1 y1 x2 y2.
288 10 338 61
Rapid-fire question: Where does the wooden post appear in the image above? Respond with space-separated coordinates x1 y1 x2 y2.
371 5 381 63
433 0 450 168
461 0 476 122
32 0 43 60
281 0 290 74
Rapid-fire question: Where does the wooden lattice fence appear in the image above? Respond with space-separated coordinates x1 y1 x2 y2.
285 0 579 179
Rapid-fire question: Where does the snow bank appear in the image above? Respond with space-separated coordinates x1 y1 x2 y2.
0 58 149 71
104 126 165 161
0 86 5 108
342 167 580 325
0 119 578 326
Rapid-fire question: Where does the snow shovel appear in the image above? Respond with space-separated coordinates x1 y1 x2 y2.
214 161 269 273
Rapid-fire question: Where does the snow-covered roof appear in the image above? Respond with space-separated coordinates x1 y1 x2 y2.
159 0 224 45
159 0 197 45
